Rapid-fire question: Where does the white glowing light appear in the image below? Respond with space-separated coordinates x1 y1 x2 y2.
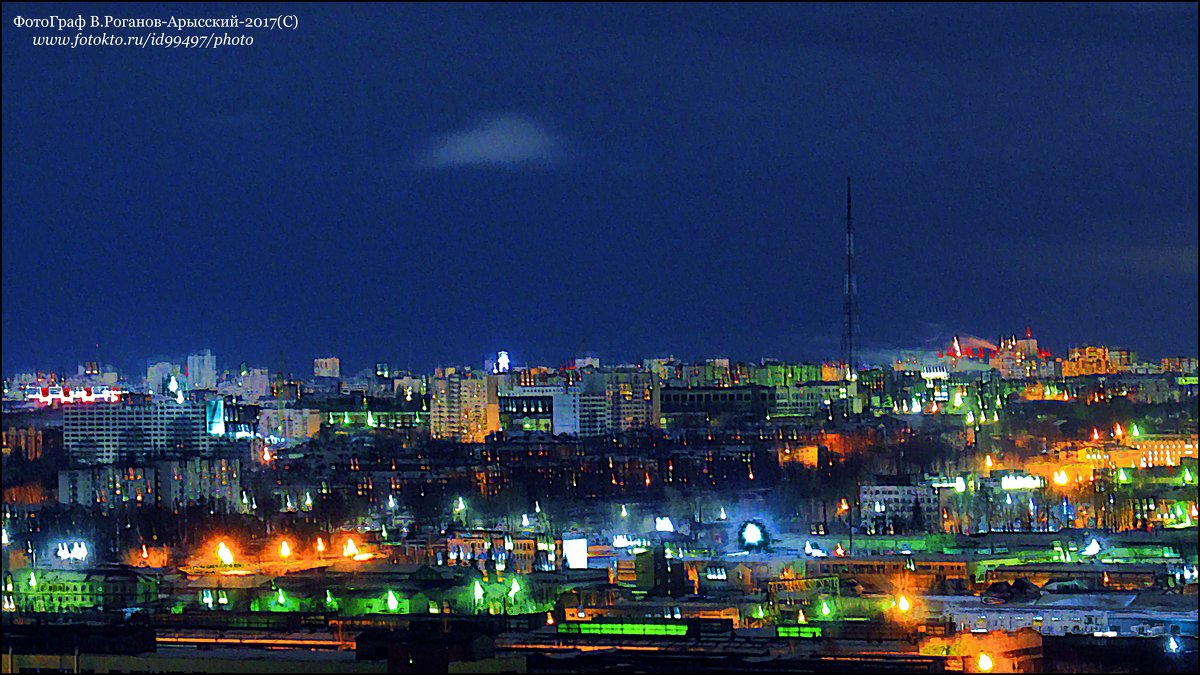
654 516 674 533
497 351 510 373
521 513 530 527
741 522 763 546
563 537 588 570
1001 475 1043 490
217 541 234 565
719 507 727 520
56 541 89 561
1081 538 1100 556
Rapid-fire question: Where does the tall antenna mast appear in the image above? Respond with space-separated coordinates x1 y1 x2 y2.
843 176 857 383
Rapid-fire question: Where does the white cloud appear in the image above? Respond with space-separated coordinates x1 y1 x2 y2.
419 114 562 168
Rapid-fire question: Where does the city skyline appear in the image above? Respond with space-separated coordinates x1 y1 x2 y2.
3 3 1197 375
3 328 1194 382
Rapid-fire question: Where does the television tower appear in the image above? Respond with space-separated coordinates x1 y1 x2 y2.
842 176 857 383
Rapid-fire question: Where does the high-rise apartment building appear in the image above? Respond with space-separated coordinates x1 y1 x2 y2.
186 350 217 390
145 361 181 393
313 356 341 379
63 400 210 465
430 367 499 442
217 367 270 401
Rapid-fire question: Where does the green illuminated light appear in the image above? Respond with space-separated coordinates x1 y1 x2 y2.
777 625 823 639
559 622 688 637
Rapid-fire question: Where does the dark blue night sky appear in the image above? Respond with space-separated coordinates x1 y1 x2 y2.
3 3 1197 376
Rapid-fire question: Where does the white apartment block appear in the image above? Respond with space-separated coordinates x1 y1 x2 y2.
859 484 939 534
63 400 210 466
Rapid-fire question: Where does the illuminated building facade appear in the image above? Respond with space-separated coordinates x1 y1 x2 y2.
5 567 159 614
499 385 579 436
768 382 848 418
1061 346 1117 377
2 425 46 460
1161 356 1199 374
57 457 243 512
256 407 321 445
460 376 500 442
430 367 499 442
